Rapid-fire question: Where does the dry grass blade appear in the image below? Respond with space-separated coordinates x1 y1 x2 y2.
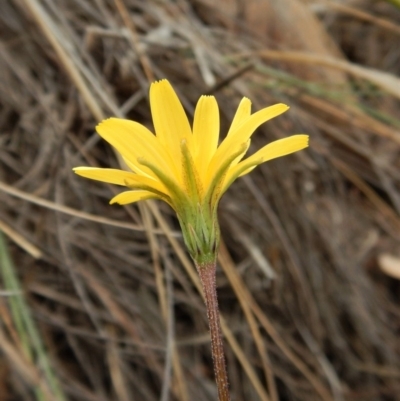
237 50 400 101
0 219 42 259
20 0 106 121
0 181 149 232
318 0 400 36
218 242 334 401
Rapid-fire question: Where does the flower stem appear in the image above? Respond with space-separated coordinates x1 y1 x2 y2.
197 261 230 401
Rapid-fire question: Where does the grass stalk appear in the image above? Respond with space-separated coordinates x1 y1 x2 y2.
0 231 66 401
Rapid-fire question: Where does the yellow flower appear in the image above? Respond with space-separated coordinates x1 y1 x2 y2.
74 80 308 263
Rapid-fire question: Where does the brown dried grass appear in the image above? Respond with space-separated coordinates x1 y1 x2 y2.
1 0 400 400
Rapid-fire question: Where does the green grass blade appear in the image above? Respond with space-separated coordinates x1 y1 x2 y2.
0 230 67 401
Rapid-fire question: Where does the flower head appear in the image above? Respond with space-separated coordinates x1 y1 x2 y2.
74 80 308 263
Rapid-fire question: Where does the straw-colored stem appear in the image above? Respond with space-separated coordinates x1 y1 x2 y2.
197 261 230 401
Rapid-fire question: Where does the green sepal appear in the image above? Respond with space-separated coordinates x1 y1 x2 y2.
179 212 220 265
204 142 249 206
181 139 203 203
124 178 173 206
220 157 262 196
137 157 189 212
175 144 248 264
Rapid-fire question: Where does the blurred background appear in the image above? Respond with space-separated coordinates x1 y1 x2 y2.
1 1 400 400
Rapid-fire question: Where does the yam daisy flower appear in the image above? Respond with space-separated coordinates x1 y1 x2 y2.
73 79 308 401
74 79 308 264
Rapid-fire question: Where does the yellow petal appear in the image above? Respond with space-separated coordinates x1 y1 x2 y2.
205 139 249 188
243 134 308 169
96 118 175 179
150 80 192 176
110 190 159 205
236 134 309 178
223 98 252 170
73 167 135 185
220 135 309 195
73 167 168 194
192 95 219 182
121 155 144 175
209 103 289 178
226 97 251 137
225 103 289 146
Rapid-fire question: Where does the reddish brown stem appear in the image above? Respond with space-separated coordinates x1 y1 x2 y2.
197 262 230 401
